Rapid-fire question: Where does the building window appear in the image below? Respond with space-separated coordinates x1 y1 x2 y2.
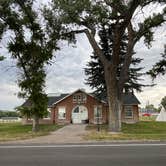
73 106 79 113
94 105 102 123
73 93 87 103
78 95 81 102
82 94 87 102
73 95 77 103
58 107 66 119
124 106 133 119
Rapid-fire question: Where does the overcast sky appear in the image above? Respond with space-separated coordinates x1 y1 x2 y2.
0 1 166 110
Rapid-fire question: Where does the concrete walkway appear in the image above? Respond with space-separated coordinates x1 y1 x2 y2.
4 124 89 144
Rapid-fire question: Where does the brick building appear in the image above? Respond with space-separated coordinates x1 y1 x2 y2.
22 89 140 124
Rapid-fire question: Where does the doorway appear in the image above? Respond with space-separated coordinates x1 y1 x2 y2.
72 105 88 124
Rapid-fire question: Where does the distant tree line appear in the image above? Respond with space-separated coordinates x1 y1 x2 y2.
0 111 19 118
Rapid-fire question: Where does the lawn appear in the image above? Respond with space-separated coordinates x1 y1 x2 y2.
85 121 166 141
139 115 157 121
0 123 63 142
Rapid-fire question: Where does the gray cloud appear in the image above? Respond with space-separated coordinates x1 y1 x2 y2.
0 3 165 110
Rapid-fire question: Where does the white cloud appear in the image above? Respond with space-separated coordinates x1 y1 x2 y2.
0 2 165 110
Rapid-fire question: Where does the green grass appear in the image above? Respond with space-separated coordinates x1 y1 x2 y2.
85 121 166 141
139 115 157 121
0 123 63 142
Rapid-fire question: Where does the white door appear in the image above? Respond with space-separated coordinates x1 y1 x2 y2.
72 106 88 124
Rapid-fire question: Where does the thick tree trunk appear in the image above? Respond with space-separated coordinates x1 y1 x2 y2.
107 96 122 132
32 115 39 132
107 87 122 132
105 66 122 132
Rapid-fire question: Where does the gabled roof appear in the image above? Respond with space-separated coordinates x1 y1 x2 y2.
51 89 105 106
48 94 69 107
21 93 69 108
122 93 140 105
21 89 140 108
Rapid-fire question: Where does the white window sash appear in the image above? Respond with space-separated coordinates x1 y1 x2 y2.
58 107 66 119
124 106 133 119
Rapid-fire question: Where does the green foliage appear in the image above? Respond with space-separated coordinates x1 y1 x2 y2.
46 0 166 132
0 56 5 61
0 111 19 118
145 104 158 112
147 45 166 78
0 0 63 131
15 106 33 118
161 96 166 109
85 24 147 98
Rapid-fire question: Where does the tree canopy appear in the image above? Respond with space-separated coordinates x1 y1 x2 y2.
148 45 166 78
0 0 63 131
48 0 166 131
161 96 166 109
85 24 147 99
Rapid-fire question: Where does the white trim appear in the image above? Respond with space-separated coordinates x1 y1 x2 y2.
124 106 133 119
71 105 88 124
58 106 66 120
94 105 102 124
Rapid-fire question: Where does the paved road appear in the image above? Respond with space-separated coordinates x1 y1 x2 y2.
0 144 166 166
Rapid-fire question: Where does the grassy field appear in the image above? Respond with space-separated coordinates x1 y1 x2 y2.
139 115 157 121
85 121 166 141
0 123 63 142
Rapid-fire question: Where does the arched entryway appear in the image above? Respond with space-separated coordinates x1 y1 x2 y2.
72 105 88 124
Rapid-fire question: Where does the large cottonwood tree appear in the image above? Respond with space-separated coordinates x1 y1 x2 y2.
48 0 166 132
85 24 146 99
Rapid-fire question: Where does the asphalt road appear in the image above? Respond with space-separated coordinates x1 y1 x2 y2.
0 144 166 166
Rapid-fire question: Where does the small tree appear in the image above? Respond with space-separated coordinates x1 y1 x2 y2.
161 96 166 110
0 0 62 131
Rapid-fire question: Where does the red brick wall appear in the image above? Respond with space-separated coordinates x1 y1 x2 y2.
121 105 139 123
51 91 139 124
51 91 108 124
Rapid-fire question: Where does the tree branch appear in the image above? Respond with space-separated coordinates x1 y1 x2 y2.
62 29 109 66
118 22 136 95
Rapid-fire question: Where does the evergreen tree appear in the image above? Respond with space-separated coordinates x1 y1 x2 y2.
148 45 166 78
85 24 145 99
161 96 166 110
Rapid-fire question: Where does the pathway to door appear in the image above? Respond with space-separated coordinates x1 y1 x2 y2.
3 124 90 144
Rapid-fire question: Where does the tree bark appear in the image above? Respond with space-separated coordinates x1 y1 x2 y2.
32 115 39 132
104 65 122 132
107 94 122 132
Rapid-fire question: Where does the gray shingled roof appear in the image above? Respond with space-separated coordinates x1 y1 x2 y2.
47 94 69 107
122 93 140 105
22 93 69 108
22 91 140 108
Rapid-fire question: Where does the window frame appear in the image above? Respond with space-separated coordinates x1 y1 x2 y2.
94 105 102 118
124 106 133 119
58 107 66 120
